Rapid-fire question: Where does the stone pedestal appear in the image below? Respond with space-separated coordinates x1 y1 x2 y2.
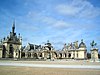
31 53 33 58
91 48 98 61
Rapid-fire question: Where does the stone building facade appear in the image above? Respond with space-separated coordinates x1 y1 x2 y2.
0 22 22 58
21 39 87 60
0 22 98 60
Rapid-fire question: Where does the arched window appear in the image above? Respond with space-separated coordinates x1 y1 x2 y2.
59 53 62 58
39 53 42 57
65 53 67 57
54 52 57 57
28 53 31 58
2 45 6 58
21 52 25 58
68 53 71 58
33 53 38 59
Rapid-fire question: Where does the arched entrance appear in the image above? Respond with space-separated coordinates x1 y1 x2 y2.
28 53 31 58
64 53 67 58
9 44 13 58
33 53 38 59
68 53 71 58
2 45 6 58
39 53 42 57
59 53 62 58
54 52 57 58
21 52 25 58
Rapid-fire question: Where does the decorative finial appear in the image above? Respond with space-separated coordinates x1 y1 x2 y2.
64 43 66 45
64 43 67 48
3 37 5 40
81 39 83 42
90 40 97 48
19 33 20 36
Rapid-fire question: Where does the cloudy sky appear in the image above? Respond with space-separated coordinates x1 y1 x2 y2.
0 0 100 52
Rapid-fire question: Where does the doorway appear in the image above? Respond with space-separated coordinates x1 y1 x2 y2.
9 44 13 58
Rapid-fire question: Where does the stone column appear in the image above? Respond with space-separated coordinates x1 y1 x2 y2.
63 53 65 58
34 45 35 50
25 52 27 58
19 50 21 58
62 53 64 58
71 51 73 58
44 52 47 60
66 51 68 58
42 52 44 58
50 52 54 60
31 53 33 58
36 53 39 58
74 51 77 59
13 51 16 58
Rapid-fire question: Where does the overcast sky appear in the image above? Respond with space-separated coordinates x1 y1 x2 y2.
0 0 100 52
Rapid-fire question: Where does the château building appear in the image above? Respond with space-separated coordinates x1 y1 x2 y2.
21 39 87 60
0 22 98 60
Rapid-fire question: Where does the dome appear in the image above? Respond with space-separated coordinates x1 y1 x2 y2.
46 40 51 46
47 42 51 46
79 39 86 48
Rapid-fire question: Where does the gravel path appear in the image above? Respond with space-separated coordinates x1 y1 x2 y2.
0 62 100 69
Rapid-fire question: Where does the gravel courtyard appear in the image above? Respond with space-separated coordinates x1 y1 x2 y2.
0 60 100 75
0 66 100 75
